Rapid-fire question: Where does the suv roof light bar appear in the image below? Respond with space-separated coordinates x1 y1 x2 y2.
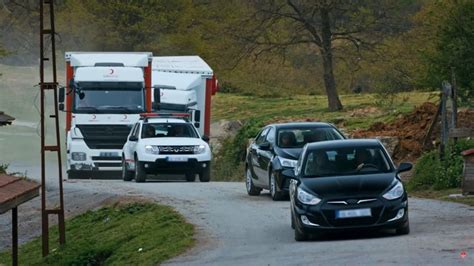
140 112 191 122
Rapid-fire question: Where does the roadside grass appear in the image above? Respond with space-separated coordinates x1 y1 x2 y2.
212 91 438 130
0 203 194 265
410 189 474 207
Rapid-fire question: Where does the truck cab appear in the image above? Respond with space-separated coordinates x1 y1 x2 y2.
60 52 153 179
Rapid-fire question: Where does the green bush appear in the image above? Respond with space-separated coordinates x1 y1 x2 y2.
0 163 8 174
211 118 264 181
408 139 474 190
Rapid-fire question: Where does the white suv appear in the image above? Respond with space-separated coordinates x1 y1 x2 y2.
122 114 211 182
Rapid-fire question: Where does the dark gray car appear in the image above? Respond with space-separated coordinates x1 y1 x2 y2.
245 122 345 200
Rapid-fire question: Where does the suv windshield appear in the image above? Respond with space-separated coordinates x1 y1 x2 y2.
73 82 145 114
277 127 344 148
303 146 392 177
142 123 198 139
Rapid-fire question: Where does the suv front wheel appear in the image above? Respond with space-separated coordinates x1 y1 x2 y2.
134 156 146 183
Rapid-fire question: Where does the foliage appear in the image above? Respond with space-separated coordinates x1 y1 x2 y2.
0 163 7 174
408 139 474 190
212 118 264 181
0 203 194 265
421 0 474 105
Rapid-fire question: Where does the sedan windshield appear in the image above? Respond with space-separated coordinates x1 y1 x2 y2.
277 127 344 148
142 123 198 139
303 146 392 177
73 82 145 114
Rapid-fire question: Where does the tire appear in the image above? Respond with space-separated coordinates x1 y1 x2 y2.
122 157 133 181
291 211 295 229
396 220 410 235
68 171 88 179
186 173 196 182
246 167 261 196
294 224 309 241
270 171 285 201
134 157 146 183
199 166 211 182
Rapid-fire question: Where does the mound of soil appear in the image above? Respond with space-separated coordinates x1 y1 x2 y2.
352 102 474 161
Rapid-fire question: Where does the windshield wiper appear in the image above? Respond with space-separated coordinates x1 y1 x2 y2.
76 106 100 113
98 106 143 113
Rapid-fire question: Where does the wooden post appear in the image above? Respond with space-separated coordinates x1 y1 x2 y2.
12 207 18 266
440 81 451 159
451 68 458 144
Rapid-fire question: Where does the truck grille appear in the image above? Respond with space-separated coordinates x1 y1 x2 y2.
158 146 195 155
76 124 131 150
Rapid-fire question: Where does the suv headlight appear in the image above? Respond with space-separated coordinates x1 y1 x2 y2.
383 180 404 200
194 144 206 154
278 157 297 168
145 145 160 155
297 187 321 205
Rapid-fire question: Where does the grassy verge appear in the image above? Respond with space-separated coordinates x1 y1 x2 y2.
212 92 438 130
0 202 194 265
410 189 474 207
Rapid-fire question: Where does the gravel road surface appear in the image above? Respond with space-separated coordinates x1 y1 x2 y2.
2 163 474 265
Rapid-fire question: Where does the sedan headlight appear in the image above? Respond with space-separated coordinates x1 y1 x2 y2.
297 187 321 205
194 144 206 154
145 145 160 155
383 180 405 200
278 157 297 168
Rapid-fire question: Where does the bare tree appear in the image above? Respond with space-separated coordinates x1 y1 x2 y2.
234 0 410 111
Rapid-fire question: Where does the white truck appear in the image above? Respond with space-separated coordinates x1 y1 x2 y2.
59 52 155 179
151 56 218 137
122 113 212 182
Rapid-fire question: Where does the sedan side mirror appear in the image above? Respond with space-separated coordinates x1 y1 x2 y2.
128 136 138 142
282 168 297 179
202 135 210 142
259 142 271 151
397 162 412 173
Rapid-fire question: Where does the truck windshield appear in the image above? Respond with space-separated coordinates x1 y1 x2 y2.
73 82 145 114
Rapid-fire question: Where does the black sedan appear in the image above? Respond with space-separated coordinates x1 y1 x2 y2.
286 139 412 241
245 122 345 200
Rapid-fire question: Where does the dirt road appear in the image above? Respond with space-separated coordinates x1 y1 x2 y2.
2 163 474 265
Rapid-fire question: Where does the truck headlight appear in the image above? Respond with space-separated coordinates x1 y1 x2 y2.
297 187 321 205
194 145 206 154
278 157 297 168
383 181 404 200
71 152 86 161
145 145 160 155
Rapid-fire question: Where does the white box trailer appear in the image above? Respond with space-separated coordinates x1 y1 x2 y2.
152 56 218 136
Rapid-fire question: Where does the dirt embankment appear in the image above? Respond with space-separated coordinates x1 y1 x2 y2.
352 102 474 161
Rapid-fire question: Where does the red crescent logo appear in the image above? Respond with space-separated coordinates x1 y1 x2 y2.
109 69 114 75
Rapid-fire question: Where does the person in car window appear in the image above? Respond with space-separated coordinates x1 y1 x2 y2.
279 132 296 148
170 125 188 137
144 125 155 138
354 148 373 168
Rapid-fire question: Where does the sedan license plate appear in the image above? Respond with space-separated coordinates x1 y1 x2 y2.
336 208 372 219
167 157 188 162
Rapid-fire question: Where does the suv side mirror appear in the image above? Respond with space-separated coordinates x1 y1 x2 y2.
397 162 412 173
259 142 271 151
128 136 138 142
202 135 210 142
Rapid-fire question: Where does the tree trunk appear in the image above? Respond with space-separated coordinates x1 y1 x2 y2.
320 7 343 111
